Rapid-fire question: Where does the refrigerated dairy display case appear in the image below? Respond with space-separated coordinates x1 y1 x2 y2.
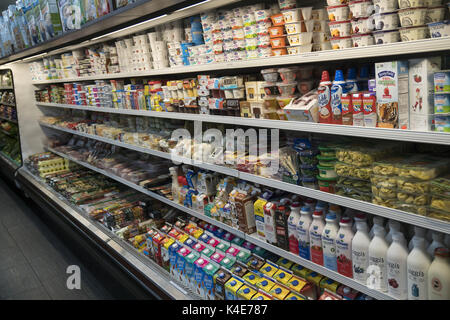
1 0 450 301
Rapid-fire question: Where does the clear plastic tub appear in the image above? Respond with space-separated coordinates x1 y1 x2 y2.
335 161 372 180
317 175 337 193
338 176 371 192
336 184 372 202
430 193 450 213
393 202 428 216
394 155 450 181
372 196 396 208
430 174 450 195
370 174 398 189
317 155 337 167
372 157 405 176
397 190 430 206
427 206 450 221
300 163 319 177
336 145 394 167
318 146 337 157
371 185 397 200
395 176 430 194
299 149 319 165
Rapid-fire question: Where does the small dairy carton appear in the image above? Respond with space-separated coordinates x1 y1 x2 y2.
375 60 409 129
193 257 210 297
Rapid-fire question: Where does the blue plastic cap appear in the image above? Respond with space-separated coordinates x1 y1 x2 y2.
261 280 268 286
244 288 250 294
279 273 285 278
265 266 272 272
334 70 345 82
290 296 298 300
231 280 236 286
235 267 241 272
257 296 263 300
359 66 369 78
326 212 337 220
275 288 282 294
292 280 299 286
347 68 357 80
301 206 311 212
249 275 255 280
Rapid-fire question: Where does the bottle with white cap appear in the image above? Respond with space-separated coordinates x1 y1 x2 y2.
297 206 313 260
322 212 339 271
368 225 389 292
386 220 402 245
428 247 450 300
408 226 430 252
369 216 385 239
427 232 446 258
407 237 431 300
309 210 325 266
352 222 371 284
336 216 354 278
387 232 409 299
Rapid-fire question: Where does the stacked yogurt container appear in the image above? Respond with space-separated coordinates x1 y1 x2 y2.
426 0 449 38
371 0 401 45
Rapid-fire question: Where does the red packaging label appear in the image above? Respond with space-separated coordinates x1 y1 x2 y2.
311 246 324 266
289 235 299 255
318 85 332 123
337 255 353 278
363 94 377 128
341 93 353 126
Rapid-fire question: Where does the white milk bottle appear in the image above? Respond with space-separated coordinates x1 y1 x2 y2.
309 210 325 266
369 216 385 239
427 231 446 258
352 212 367 233
428 248 450 300
288 202 302 255
387 232 409 299
322 213 339 271
408 227 430 252
297 206 313 260
352 222 371 284
407 238 431 300
336 216 354 278
368 225 389 292
386 220 402 245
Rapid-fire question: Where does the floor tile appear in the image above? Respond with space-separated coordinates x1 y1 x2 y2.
6 285 51 300
0 248 28 271
41 275 91 300
0 263 43 299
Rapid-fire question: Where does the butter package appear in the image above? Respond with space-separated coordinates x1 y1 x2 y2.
242 271 261 286
273 268 293 285
251 290 274 300
260 261 279 278
213 268 232 300
285 292 306 300
237 284 258 300
224 277 245 300
269 283 291 300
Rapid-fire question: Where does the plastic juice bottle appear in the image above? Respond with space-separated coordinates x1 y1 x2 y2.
309 210 325 266
330 69 347 124
297 206 313 260
263 201 278 246
322 213 339 271
428 248 450 300
368 225 389 292
328 205 341 223
314 201 328 214
369 216 385 239
275 204 291 251
407 238 431 300
288 202 302 255
386 220 402 245
336 216 354 278
352 222 371 284
387 232 409 300
345 67 359 93
408 227 430 252
352 212 368 233
318 70 333 124
427 232 446 258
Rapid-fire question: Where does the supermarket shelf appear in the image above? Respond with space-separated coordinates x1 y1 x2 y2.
0 86 13 90
17 166 200 300
0 116 18 124
37 102 450 145
45 146 394 300
0 102 15 107
41 122 450 234
31 38 450 85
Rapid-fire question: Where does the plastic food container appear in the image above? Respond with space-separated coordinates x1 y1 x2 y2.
302 176 319 189
351 17 372 34
313 31 330 43
393 202 428 215
270 36 288 48
335 161 373 180
271 47 288 56
352 33 375 47
302 20 315 32
255 9 272 22
336 184 372 202
313 20 328 32
261 68 279 83
399 25 429 41
278 0 297 11
329 20 352 37
317 176 338 193
301 164 319 177
271 13 285 26
396 176 430 194
296 80 314 94
312 8 327 20
287 32 313 45
373 12 400 31
430 175 450 195
373 29 401 43
285 22 303 34
318 165 338 178
287 44 313 54
425 0 443 6
373 0 399 13
299 149 319 165
331 36 353 49
435 94 450 113
398 0 425 9
327 5 350 22
371 184 397 200
398 7 427 27
300 7 313 20
371 174 398 189
317 155 337 167
428 20 450 37
395 155 450 180
338 176 371 190
269 26 285 38
312 41 332 51
263 84 281 96
297 66 314 80
278 68 297 83
276 96 295 108
425 6 446 23
428 206 450 221
397 191 430 206
283 9 302 23
434 71 450 93
233 88 245 99
277 82 297 95
349 0 375 18
327 0 345 5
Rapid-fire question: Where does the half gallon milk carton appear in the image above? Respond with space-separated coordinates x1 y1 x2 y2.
375 61 409 129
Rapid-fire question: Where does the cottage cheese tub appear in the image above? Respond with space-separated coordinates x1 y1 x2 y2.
373 12 400 30
373 0 399 13
428 20 450 37
399 25 429 40
329 20 352 37
327 5 350 21
398 7 427 27
373 29 401 43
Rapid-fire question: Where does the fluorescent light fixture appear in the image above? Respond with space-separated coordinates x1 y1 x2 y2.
174 0 211 12
22 52 48 61
91 14 168 41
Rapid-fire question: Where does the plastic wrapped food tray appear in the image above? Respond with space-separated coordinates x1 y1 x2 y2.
335 161 372 180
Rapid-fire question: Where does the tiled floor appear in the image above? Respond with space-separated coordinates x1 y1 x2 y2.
0 177 131 300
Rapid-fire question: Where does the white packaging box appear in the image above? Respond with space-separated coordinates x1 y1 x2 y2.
409 57 442 117
410 114 434 131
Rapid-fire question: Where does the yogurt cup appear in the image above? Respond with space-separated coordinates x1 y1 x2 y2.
424 0 443 6
287 44 314 54
331 35 353 49
349 0 375 18
282 9 302 23
373 0 399 13
312 8 327 20
278 0 297 11
271 13 285 26
276 96 295 107
278 67 298 83
373 12 400 30
271 47 287 56
255 9 272 22
300 7 313 20
398 0 425 9
425 6 446 23
297 80 315 94
243 13 257 26
373 29 401 43
277 82 297 95
313 20 328 32
398 7 427 27
428 20 450 37
258 46 273 58
329 20 352 37
256 21 272 35
399 25 429 40
312 41 332 51
285 22 303 34
313 31 330 43
303 20 315 32
269 26 285 37
287 32 313 45
327 4 350 21
261 69 279 83
351 17 373 33
230 17 244 29
257 34 271 46
352 33 375 46
327 0 347 5
270 36 288 48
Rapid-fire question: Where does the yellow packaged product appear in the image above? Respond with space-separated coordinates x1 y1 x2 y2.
306 271 324 287
242 271 260 286
276 257 294 270
287 276 308 293
237 285 257 300
269 284 291 300
394 155 450 181
290 264 310 279
259 262 279 278
284 292 306 300
255 276 276 292
273 268 293 285
319 277 340 293
251 291 273 300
